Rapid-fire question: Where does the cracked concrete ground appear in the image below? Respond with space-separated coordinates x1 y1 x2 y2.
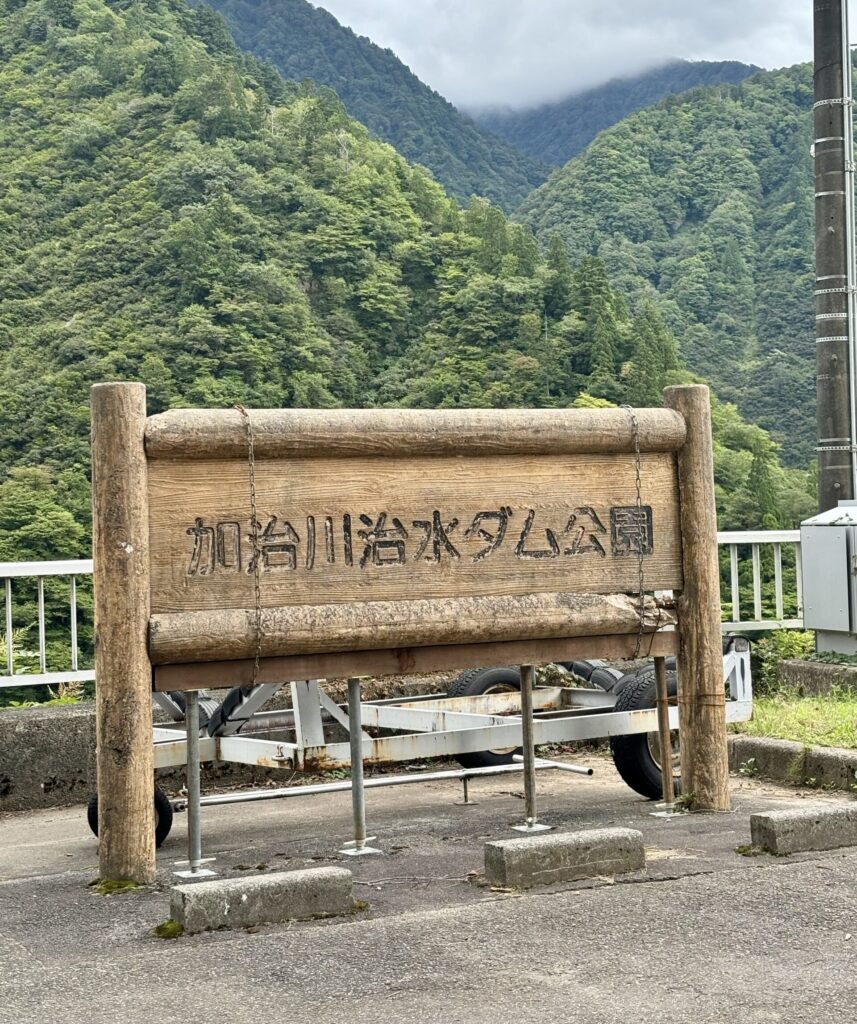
1 751 855 1023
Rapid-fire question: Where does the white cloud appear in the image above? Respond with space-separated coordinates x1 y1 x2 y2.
315 0 814 110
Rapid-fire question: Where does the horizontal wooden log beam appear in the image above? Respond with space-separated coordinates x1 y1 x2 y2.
148 592 676 665
153 630 679 692
144 408 687 460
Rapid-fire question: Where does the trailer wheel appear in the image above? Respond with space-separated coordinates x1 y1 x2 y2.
87 787 174 848
447 666 522 769
610 668 681 800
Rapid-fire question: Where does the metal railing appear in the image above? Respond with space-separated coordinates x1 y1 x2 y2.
0 534 805 690
717 530 803 632
1 559 94 690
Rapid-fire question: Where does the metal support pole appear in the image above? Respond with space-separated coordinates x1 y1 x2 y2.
652 656 678 817
175 690 216 878
340 678 381 856
814 0 856 509
186 690 202 869
512 664 551 833
455 774 478 806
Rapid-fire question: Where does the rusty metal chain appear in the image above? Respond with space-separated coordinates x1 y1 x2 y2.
234 405 263 688
622 406 646 659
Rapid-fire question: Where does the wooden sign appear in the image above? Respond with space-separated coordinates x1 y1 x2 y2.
148 452 682 609
89 385 730 885
140 408 685 665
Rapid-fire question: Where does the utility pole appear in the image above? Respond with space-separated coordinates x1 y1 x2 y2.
814 0 857 511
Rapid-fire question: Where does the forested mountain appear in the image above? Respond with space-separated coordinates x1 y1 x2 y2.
198 0 548 210
476 60 758 168
0 0 813 593
518 64 815 465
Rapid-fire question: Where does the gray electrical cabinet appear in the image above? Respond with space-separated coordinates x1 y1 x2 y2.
800 500 857 654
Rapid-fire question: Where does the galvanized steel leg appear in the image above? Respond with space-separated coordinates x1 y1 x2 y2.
512 665 551 833
340 677 381 856
186 690 202 869
174 690 216 877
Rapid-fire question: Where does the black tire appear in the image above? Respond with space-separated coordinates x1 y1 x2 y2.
565 659 606 682
613 656 678 696
87 787 174 848
557 660 623 691
610 667 680 800
447 667 522 769
588 666 624 691
167 691 221 731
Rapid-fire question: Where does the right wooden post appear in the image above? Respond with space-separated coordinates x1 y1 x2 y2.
91 382 156 883
664 384 730 811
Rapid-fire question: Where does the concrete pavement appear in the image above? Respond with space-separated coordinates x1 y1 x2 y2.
1 752 855 1023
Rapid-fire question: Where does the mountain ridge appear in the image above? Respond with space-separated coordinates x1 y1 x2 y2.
475 59 760 169
516 62 815 465
200 0 550 210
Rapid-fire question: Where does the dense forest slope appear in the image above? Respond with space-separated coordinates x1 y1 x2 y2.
476 60 758 168
0 0 812 579
200 0 548 210
518 64 815 465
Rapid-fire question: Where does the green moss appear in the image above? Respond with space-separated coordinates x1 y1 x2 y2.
88 878 143 895
152 919 185 940
735 844 764 857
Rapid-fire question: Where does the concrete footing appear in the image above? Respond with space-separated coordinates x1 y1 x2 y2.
729 735 857 793
170 866 355 933
750 805 857 855
484 827 645 888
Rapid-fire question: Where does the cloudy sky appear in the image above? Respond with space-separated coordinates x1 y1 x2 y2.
317 0 816 111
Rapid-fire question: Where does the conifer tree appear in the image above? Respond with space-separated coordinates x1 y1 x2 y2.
544 233 573 318
588 315 620 401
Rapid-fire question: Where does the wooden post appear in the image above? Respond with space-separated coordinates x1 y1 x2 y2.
664 385 730 812
91 382 155 883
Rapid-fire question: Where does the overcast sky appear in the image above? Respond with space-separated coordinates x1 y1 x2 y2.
317 0 816 111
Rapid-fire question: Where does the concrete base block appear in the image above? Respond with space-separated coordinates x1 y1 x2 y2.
484 827 645 889
171 866 354 933
750 806 857 855
778 659 857 696
0 705 96 811
728 735 808 784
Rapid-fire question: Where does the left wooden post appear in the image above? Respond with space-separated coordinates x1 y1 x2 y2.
91 382 155 884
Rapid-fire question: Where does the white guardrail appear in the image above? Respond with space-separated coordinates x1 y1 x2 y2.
1 559 94 690
0 531 804 690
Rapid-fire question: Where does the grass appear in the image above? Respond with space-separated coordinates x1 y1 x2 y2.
732 686 857 749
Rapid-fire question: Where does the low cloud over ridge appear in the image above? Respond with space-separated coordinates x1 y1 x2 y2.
317 0 813 110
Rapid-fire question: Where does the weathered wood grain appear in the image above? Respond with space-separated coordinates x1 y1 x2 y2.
148 451 682 615
145 407 687 460
91 382 155 884
148 592 676 665
665 384 730 812
153 630 679 692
